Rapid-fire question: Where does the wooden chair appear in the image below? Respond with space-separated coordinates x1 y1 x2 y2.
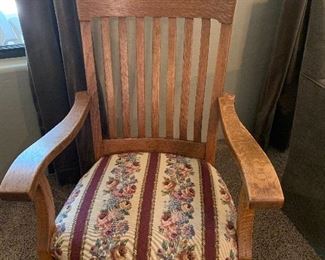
0 0 284 259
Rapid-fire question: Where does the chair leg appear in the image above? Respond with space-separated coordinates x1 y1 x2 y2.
237 186 255 260
33 174 56 259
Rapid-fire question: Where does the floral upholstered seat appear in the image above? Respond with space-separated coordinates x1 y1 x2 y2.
52 153 237 259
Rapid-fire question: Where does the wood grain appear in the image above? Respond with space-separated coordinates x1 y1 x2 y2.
118 17 131 137
237 186 255 260
34 174 56 259
179 18 193 140
136 17 146 138
166 17 177 138
151 17 161 138
219 94 284 208
103 138 206 159
80 22 103 160
206 24 232 164
0 91 90 200
194 19 211 142
76 0 236 24
101 17 117 138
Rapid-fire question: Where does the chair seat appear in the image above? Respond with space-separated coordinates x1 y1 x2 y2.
51 152 237 259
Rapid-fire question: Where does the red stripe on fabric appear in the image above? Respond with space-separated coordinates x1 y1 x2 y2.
201 161 217 259
136 153 159 260
70 157 109 260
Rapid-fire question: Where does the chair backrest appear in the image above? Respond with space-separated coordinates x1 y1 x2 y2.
76 0 236 165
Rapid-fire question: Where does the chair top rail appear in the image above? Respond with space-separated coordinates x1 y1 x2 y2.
76 0 236 24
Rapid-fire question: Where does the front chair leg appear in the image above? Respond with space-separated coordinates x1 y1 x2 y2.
33 174 56 259
237 186 255 260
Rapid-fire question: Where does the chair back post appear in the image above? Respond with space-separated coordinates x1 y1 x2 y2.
205 23 233 165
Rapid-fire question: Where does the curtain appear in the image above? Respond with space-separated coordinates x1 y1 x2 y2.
253 0 311 150
16 0 94 184
282 0 325 257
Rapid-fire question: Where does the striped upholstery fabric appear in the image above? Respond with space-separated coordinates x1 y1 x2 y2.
51 153 237 259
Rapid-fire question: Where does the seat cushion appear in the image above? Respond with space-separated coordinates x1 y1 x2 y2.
52 153 237 259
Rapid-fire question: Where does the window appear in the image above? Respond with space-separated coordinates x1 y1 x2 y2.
0 0 25 59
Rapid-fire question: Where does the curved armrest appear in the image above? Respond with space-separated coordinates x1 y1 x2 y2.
0 91 91 201
218 94 284 208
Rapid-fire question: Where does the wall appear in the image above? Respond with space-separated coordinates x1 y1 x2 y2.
0 57 40 179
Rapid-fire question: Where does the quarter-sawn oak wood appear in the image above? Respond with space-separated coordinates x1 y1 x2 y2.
80 22 103 160
34 173 56 259
166 17 177 138
136 17 146 138
118 17 131 137
219 94 284 208
77 0 236 24
179 18 193 140
206 23 233 165
152 17 161 138
237 186 255 260
103 138 205 159
101 17 117 138
194 18 211 142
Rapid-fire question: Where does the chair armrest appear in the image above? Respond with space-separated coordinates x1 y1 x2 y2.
218 94 284 208
0 91 91 201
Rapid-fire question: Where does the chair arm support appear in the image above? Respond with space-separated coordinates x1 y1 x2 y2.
218 94 284 209
0 91 91 201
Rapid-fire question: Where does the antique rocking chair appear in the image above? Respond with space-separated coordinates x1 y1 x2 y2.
0 0 284 259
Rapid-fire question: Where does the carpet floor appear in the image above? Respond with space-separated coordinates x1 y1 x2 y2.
0 141 320 259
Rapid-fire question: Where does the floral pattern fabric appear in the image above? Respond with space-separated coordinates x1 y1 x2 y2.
90 153 141 259
157 154 196 259
52 153 237 259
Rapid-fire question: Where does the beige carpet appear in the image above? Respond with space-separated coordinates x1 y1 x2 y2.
0 141 320 259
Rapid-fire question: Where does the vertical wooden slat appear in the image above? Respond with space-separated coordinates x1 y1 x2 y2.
179 18 193 140
136 17 146 138
80 21 103 160
151 17 161 138
101 17 117 138
118 17 130 137
166 17 177 138
194 19 211 142
206 24 233 165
